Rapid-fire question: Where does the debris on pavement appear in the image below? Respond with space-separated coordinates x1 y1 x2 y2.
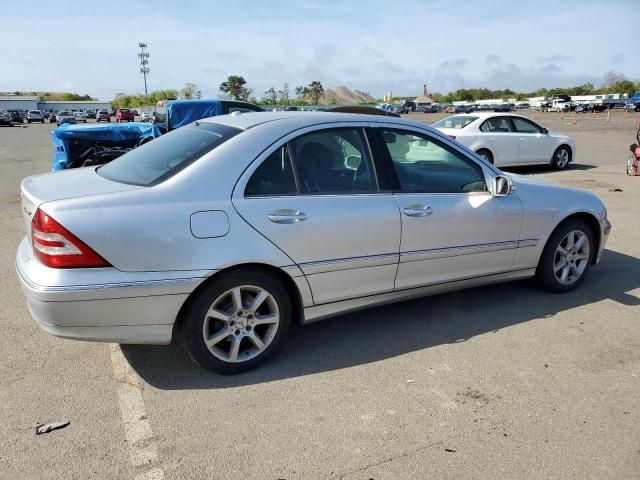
35 420 70 435
406 379 415 383
445 448 456 452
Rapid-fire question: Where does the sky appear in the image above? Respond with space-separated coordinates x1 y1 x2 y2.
1 0 639 100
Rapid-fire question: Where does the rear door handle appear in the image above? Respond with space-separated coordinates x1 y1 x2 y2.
267 209 307 223
402 205 434 217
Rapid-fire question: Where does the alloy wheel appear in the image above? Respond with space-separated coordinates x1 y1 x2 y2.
553 230 590 285
202 285 280 363
555 148 569 168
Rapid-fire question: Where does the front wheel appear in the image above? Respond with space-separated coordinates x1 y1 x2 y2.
552 146 571 170
536 219 594 293
180 270 292 374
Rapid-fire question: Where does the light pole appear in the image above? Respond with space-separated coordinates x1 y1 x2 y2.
138 42 150 97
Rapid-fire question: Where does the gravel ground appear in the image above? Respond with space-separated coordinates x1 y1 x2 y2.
0 114 638 480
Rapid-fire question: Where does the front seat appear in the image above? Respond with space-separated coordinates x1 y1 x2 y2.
298 142 334 192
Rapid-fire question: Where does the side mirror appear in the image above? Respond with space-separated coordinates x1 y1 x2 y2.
541 127 549 134
493 175 513 196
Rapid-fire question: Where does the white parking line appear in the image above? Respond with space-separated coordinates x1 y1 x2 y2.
109 344 165 480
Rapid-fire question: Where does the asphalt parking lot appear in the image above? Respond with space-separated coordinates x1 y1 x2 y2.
0 111 639 479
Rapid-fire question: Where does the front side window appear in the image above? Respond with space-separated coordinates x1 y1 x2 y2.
511 117 542 134
245 146 296 196
290 128 375 193
98 122 241 186
378 129 487 193
479 116 512 133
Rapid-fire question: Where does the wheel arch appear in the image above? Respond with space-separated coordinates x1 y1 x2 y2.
552 211 601 265
475 147 494 163
555 143 574 162
172 262 306 340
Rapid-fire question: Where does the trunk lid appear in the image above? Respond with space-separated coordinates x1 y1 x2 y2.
20 167 142 235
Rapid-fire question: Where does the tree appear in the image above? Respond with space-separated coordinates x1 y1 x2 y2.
180 83 201 100
219 75 250 101
278 83 290 104
294 86 305 98
303 81 324 105
262 87 278 104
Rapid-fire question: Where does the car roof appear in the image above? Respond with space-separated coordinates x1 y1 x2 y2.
200 111 420 130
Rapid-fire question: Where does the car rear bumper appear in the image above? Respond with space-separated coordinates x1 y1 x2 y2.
15 237 208 344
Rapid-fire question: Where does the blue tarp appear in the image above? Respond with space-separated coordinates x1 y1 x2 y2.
51 122 162 171
165 99 223 130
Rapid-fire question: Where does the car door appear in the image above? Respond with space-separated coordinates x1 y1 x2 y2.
510 116 553 164
371 125 523 290
478 116 520 166
232 125 401 305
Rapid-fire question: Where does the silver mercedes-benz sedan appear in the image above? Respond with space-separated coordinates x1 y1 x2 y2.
16 112 611 374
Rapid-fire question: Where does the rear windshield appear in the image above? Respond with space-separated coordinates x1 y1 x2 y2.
97 122 241 186
432 115 478 129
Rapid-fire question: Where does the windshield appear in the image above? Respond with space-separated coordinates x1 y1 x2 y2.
97 122 241 186
59 111 71 115
432 115 478 129
28 110 40 114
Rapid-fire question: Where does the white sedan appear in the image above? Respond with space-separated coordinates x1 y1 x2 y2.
432 113 575 169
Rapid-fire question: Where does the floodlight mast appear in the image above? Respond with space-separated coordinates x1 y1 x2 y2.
138 42 150 97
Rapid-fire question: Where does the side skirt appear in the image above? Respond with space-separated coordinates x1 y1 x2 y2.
301 268 536 324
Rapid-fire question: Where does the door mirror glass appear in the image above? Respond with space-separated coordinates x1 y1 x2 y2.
541 127 549 134
494 175 512 196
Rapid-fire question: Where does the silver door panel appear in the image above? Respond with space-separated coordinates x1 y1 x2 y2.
305 264 398 304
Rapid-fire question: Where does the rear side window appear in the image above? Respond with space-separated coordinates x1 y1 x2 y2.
480 117 512 132
245 146 296 196
98 122 241 186
432 115 477 129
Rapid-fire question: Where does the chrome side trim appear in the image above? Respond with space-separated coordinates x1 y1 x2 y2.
299 253 399 275
18 272 204 294
302 268 536 323
400 240 519 263
517 238 538 248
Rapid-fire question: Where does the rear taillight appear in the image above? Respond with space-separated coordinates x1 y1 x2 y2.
31 208 110 268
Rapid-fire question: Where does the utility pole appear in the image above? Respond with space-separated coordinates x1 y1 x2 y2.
138 42 150 97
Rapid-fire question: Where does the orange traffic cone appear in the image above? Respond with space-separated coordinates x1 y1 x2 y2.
606 109 610 123
560 110 564 119
625 110 629 119
571 113 577 124
592 110 596 118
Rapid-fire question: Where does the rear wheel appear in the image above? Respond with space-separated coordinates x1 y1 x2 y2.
181 270 291 374
552 146 571 170
536 219 594 292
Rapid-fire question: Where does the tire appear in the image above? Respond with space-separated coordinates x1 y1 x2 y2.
551 146 571 170
536 219 594 293
476 149 494 164
180 270 292 374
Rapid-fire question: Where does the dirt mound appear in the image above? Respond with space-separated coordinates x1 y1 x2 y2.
320 86 375 105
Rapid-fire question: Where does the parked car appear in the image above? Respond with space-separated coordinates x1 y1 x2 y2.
96 110 111 122
152 99 264 132
624 101 640 112
454 105 474 114
139 111 153 122
49 112 57 123
575 104 593 113
86 110 97 119
73 111 88 123
7 110 24 124
0 111 13 126
16 112 610 374
115 109 135 122
26 110 45 123
56 111 77 126
433 112 576 169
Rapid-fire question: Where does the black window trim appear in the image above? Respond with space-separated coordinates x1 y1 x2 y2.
244 126 383 198
370 126 490 195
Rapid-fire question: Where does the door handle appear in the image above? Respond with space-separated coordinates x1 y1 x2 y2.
267 209 307 224
402 205 434 217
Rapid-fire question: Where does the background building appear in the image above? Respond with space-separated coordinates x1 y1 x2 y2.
0 95 111 112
